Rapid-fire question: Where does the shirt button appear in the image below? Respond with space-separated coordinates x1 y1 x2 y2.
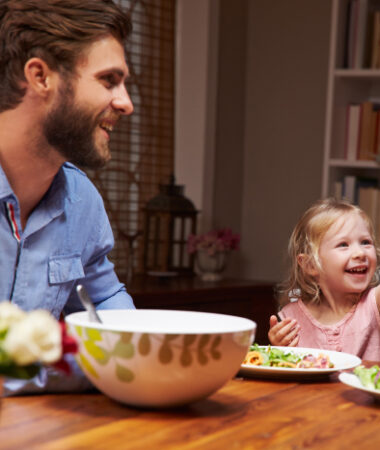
333 329 340 335
336 346 342 351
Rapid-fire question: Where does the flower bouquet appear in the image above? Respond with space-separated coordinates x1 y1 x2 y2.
187 228 240 256
187 228 240 281
0 302 77 379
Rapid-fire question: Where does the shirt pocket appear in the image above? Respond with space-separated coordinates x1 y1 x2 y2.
48 255 84 317
48 254 84 284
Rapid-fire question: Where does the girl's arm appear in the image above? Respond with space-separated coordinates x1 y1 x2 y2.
268 315 300 346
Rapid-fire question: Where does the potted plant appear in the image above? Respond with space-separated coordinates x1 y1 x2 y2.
187 228 240 281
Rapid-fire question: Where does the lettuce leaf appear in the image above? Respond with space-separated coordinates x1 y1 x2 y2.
354 365 380 389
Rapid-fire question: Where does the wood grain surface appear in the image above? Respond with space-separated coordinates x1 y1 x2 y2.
1 369 380 449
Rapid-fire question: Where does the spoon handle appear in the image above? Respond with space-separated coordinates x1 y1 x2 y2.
76 284 103 323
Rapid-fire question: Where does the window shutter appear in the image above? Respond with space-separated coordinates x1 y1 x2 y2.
86 0 176 282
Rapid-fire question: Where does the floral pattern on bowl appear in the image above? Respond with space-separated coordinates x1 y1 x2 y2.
66 309 256 407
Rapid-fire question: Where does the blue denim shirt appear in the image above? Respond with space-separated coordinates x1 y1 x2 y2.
1 162 135 395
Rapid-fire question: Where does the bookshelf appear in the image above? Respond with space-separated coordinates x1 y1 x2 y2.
323 0 380 200
323 0 380 236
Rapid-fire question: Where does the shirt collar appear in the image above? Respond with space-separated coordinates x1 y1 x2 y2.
0 164 14 200
0 162 76 206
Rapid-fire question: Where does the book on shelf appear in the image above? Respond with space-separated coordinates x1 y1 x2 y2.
342 175 357 203
374 108 380 157
344 0 380 68
371 10 380 67
337 176 380 239
355 0 370 68
339 175 378 205
358 184 380 241
344 0 369 68
343 101 380 161
334 181 343 200
358 185 378 226
357 101 377 160
344 103 361 160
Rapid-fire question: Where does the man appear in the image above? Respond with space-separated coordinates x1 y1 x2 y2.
0 0 135 394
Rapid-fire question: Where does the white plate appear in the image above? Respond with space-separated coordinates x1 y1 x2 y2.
339 372 380 399
239 346 361 379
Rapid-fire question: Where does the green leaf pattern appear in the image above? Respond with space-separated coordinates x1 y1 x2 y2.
75 327 136 384
79 353 99 379
72 325 229 384
180 334 197 367
116 363 134 382
138 333 151 355
112 339 134 359
158 334 179 364
83 340 110 365
197 334 211 365
210 335 222 360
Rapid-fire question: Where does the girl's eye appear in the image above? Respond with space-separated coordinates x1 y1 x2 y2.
337 242 348 248
361 239 372 246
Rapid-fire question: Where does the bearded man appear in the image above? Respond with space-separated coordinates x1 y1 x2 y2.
0 0 135 395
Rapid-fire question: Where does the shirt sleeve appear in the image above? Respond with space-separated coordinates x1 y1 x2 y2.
64 192 135 315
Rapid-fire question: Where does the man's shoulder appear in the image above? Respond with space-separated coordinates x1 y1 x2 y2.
62 162 88 178
61 163 101 202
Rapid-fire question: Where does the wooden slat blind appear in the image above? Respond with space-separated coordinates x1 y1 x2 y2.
86 0 176 283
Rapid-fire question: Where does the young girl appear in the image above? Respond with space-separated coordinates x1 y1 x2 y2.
268 197 380 359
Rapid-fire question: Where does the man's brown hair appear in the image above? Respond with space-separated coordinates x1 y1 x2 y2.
0 0 132 112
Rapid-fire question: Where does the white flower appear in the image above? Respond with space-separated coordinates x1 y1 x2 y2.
3 310 62 365
0 301 26 332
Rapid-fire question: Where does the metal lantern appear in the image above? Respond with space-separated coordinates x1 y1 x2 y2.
143 176 198 274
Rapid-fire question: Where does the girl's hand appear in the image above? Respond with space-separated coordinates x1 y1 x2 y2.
268 315 300 347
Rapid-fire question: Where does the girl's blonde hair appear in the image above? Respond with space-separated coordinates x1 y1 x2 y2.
277 197 380 306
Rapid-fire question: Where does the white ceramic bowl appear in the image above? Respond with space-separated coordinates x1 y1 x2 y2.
65 309 256 408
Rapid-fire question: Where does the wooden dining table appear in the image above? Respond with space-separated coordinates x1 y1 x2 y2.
1 364 380 450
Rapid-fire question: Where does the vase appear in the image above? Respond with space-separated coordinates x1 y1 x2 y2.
195 250 228 281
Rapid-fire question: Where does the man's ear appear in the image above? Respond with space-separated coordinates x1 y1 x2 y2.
23 57 57 98
297 253 319 278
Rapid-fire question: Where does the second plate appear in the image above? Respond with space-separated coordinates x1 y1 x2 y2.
239 346 361 379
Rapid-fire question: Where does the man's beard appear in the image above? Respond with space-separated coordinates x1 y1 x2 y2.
43 81 110 169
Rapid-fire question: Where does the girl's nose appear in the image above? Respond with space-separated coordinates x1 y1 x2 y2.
352 244 365 258
112 85 134 115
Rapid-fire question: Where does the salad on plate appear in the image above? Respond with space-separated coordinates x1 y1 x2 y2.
354 365 380 389
243 344 334 369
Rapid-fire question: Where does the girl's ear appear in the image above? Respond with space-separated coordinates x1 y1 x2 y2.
297 253 319 278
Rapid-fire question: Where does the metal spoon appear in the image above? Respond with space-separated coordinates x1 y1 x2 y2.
76 284 103 323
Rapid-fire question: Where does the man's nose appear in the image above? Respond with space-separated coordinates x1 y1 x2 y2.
112 84 134 115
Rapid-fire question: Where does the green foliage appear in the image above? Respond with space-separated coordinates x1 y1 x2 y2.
138 333 151 355
115 363 135 382
85 328 103 341
112 339 134 359
83 340 110 365
79 353 99 378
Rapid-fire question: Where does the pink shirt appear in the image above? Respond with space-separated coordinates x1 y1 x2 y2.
279 288 380 359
